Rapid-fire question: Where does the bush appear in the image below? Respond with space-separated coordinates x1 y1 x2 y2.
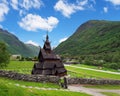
84 57 93 65
112 54 120 63
103 63 120 70
0 42 10 68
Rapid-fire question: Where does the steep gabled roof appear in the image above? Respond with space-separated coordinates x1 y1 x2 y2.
40 49 60 60
38 34 61 60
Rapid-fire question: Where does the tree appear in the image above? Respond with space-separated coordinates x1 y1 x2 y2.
84 57 93 66
108 63 120 70
112 52 120 63
0 42 10 68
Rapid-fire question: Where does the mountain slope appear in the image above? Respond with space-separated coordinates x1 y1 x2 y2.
0 28 39 57
55 20 120 56
25 44 40 56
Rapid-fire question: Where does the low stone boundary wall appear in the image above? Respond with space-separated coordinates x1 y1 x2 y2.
67 78 120 85
0 70 120 85
0 70 60 84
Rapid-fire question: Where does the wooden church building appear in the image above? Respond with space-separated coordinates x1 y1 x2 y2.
31 34 67 76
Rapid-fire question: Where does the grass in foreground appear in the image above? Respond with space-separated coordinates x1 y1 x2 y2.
0 78 91 96
0 84 91 96
0 77 60 88
84 85 120 89
101 92 120 96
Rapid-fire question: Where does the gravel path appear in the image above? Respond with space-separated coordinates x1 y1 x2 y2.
66 65 120 75
68 85 120 96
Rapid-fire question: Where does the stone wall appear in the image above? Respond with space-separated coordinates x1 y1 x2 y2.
0 70 120 85
67 78 120 85
0 70 60 84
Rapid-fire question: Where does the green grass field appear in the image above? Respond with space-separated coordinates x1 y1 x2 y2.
0 61 34 74
0 61 120 80
0 84 90 96
0 77 60 88
0 77 91 96
0 85 91 96
73 64 120 72
101 92 120 96
66 66 120 80
0 61 120 96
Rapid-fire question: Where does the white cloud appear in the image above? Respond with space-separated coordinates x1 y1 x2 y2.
0 1 9 22
19 9 27 16
10 0 43 10
103 7 108 13
54 0 95 18
0 0 8 4
18 14 59 32
10 0 18 10
59 37 68 43
106 0 120 5
78 0 88 6
25 40 39 46
10 0 43 16
54 0 83 18
20 0 43 10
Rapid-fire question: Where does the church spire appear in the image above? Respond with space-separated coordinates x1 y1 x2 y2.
46 31 49 41
43 31 51 52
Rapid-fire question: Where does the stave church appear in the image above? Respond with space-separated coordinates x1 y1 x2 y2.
31 34 67 76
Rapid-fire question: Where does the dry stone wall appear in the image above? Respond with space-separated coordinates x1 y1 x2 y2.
0 70 120 85
0 70 60 84
67 78 120 85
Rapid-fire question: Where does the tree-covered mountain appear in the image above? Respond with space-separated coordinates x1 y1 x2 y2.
0 28 39 57
55 20 120 57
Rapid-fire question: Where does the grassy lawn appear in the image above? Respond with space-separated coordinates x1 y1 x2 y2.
67 71 82 77
66 66 120 80
0 77 60 88
33 90 91 96
84 85 120 89
72 64 120 72
0 85 91 96
0 78 91 96
73 64 119 72
0 61 120 96
0 61 120 80
0 61 34 74
101 92 120 96
6 61 34 68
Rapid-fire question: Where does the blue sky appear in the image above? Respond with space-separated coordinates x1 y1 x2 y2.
0 0 120 47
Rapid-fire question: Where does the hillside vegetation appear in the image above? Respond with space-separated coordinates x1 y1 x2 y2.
55 20 120 69
55 20 120 56
0 28 39 57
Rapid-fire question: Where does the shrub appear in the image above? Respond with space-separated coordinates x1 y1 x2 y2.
103 63 120 70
